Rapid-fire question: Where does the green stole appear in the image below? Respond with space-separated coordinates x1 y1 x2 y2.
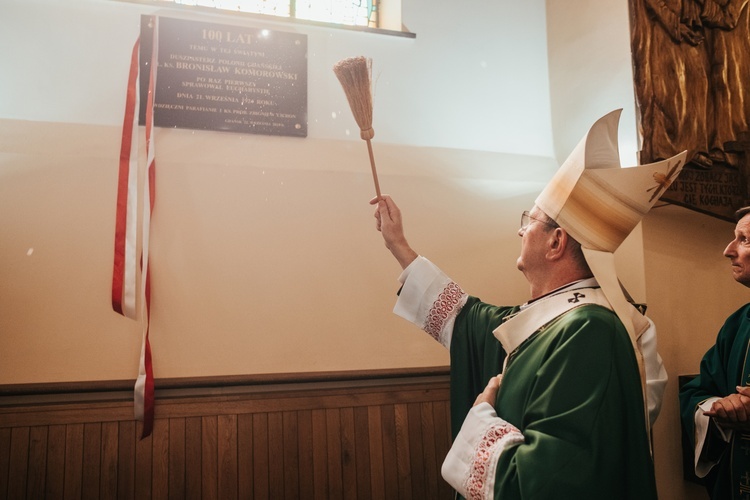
731 341 750 499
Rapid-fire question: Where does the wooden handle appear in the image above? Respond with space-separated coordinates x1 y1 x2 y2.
366 139 381 199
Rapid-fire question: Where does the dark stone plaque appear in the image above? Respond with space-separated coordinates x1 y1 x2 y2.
139 15 307 137
661 166 747 222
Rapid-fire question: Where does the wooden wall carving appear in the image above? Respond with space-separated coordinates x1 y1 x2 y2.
629 0 750 221
0 368 453 499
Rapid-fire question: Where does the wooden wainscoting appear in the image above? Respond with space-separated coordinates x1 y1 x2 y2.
0 367 453 499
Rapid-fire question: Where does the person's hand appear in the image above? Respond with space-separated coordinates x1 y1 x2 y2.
473 375 502 408
704 386 750 431
369 195 418 269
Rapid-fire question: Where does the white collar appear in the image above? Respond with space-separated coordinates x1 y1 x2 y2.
520 277 599 310
493 278 610 366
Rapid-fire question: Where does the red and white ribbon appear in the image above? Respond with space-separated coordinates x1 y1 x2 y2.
112 39 141 320
113 17 158 439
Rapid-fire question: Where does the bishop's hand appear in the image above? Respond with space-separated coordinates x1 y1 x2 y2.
474 375 503 408
370 195 418 270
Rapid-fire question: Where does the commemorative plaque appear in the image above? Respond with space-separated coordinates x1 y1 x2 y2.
661 165 747 222
139 15 307 137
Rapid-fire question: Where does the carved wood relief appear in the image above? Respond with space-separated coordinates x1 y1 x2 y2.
630 0 750 221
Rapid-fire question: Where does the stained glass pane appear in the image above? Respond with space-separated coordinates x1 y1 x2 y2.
155 0 376 26
295 0 375 27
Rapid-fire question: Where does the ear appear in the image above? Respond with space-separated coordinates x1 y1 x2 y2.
546 228 568 261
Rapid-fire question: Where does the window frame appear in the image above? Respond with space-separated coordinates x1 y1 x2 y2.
114 0 415 38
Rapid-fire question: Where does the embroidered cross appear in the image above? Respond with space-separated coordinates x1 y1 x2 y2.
568 292 586 303
740 472 750 500
741 440 750 457
646 159 683 202
739 473 750 500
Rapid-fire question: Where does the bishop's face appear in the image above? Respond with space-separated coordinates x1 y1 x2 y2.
516 207 554 282
724 213 750 288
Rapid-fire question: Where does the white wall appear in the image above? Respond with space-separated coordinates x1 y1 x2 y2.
546 1 743 498
546 0 647 299
643 207 743 500
0 0 557 383
0 0 553 155
2 0 722 497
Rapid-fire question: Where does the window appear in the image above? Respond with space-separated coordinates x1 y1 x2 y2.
154 0 379 28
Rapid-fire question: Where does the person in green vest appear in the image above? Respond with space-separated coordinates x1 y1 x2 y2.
371 109 686 499
680 206 750 500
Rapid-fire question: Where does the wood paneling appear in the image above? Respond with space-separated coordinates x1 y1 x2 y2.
0 369 452 499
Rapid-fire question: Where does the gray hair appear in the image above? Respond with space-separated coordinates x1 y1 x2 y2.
540 213 591 274
735 207 750 221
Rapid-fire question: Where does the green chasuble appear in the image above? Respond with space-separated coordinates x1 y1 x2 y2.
448 296 514 438
679 303 750 500
449 297 656 499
